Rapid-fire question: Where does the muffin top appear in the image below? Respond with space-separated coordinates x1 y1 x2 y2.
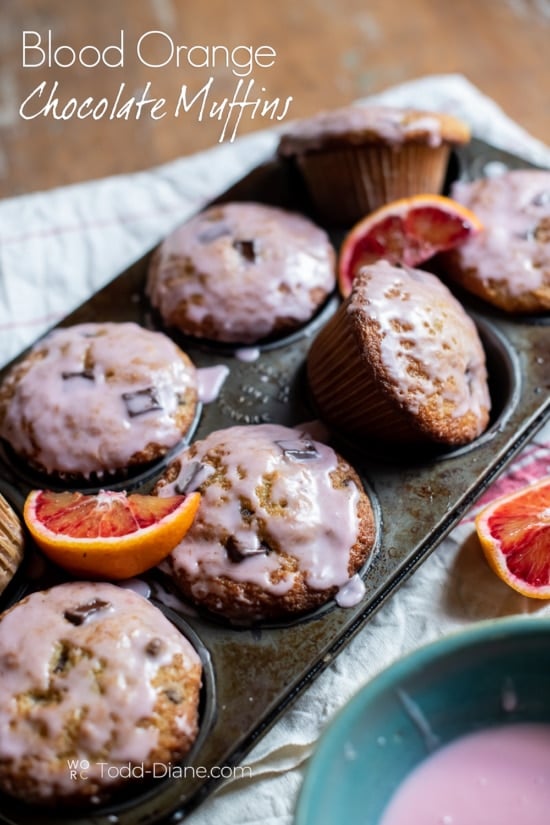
147 202 336 344
278 105 470 155
0 322 198 477
348 261 490 443
0 581 201 803
446 170 550 312
155 423 375 621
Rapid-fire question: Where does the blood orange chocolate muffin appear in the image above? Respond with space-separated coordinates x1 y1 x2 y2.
0 322 198 479
277 104 470 225
441 169 550 313
146 201 336 345
154 423 376 622
307 260 491 447
0 581 202 805
0 494 24 596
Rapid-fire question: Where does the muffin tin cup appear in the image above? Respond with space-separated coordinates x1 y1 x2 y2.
0 584 217 825
144 292 341 359
0 399 204 496
307 312 523 464
0 139 548 825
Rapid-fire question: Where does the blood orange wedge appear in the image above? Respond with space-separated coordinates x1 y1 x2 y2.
23 489 200 580
475 477 550 598
338 194 483 297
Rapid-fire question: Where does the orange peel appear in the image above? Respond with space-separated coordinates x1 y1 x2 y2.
23 489 201 580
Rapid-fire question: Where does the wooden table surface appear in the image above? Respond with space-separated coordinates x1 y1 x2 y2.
1 0 549 198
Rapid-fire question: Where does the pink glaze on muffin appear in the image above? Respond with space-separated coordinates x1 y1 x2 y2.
443 170 550 313
146 202 336 344
307 260 491 446
0 322 198 478
154 423 376 622
0 582 202 804
278 105 470 154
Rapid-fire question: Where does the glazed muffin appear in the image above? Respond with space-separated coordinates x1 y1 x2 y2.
0 581 202 805
307 260 491 447
0 322 198 479
154 423 376 622
441 169 550 313
146 201 336 345
0 494 24 596
278 104 470 226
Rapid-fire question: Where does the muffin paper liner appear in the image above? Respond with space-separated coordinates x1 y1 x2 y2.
307 303 419 442
0 540 22 595
0 495 23 595
297 143 451 226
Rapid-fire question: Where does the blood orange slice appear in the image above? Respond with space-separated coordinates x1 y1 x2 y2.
338 194 483 297
475 477 550 598
23 489 200 580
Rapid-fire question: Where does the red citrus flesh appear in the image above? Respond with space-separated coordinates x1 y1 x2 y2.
24 489 201 579
34 490 185 537
476 478 550 597
338 195 483 297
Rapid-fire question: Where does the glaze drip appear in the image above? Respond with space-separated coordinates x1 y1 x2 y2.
159 423 362 597
0 582 201 796
450 170 550 298
0 322 198 476
348 261 490 422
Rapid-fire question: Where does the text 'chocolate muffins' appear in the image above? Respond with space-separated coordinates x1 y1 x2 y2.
154 423 376 622
307 260 491 447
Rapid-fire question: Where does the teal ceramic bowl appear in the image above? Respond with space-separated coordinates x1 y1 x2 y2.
295 617 550 825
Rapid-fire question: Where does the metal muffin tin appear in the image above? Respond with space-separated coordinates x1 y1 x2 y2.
0 139 548 825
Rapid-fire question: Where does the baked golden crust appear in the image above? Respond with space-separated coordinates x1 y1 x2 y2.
0 494 24 596
0 583 202 805
307 262 491 447
441 171 550 314
442 256 550 314
155 426 377 623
